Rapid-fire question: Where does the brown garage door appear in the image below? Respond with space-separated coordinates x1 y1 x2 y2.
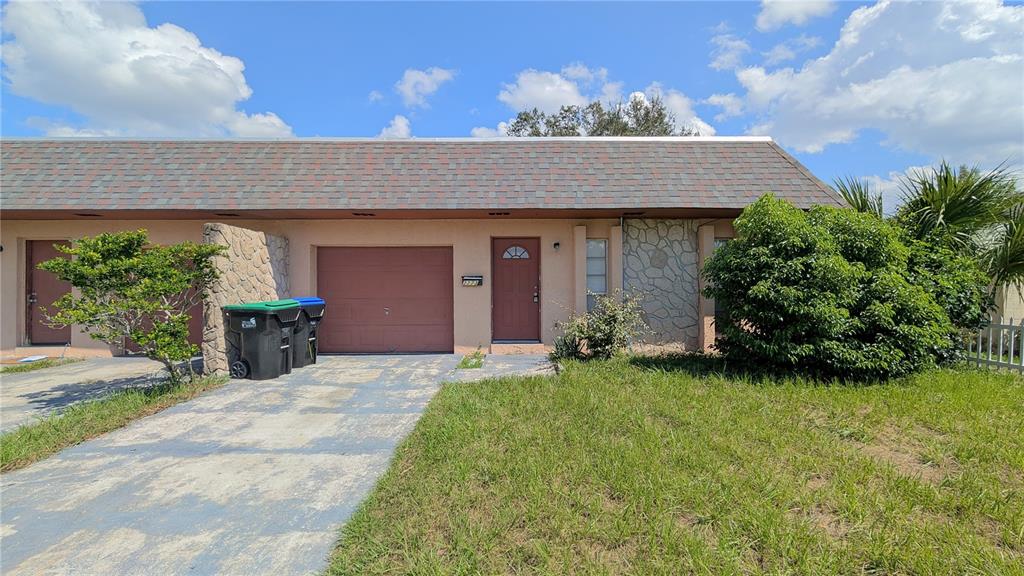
317 247 454 353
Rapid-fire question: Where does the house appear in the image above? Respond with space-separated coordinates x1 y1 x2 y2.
0 137 842 370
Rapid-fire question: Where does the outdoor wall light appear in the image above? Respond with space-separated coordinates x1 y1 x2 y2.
461 275 484 287
553 241 560 250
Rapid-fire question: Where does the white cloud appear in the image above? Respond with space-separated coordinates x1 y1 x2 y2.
470 122 508 138
764 44 797 66
705 93 744 121
498 69 589 113
736 0 1024 163
561 63 607 85
368 90 384 102
378 115 411 138
763 34 821 65
644 84 716 136
756 0 835 31
1 0 292 137
710 34 751 71
394 67 455 108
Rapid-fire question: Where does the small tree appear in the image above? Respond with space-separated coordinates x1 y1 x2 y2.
38 230 224 381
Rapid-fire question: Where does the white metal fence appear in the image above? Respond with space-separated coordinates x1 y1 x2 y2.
967 316 1024 373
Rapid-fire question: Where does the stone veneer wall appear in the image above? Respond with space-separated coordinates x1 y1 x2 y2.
201 223 290 374
623 219 699 348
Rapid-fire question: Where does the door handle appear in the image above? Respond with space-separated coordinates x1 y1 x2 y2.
27 293 37 305
533 292 539 303
384 307 390 316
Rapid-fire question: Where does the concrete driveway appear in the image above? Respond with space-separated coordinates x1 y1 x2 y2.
0 357 175 433
0 354 463 576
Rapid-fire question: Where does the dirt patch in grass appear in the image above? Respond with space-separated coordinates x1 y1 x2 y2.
806 473 830 491
854 426 957 484
977 516 1024 559
808 504 850 540
576 538 638 572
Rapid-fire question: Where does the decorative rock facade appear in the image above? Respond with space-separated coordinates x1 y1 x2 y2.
201 223 290 375
623 219 700 348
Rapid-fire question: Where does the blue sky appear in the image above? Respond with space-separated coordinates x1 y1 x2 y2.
2 1 1022 210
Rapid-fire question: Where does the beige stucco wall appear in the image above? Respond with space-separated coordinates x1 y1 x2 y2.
1 218 622 354
995 284 1024 322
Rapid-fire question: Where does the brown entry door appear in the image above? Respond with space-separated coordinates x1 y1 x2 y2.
492 238 540 341
26 240 72 345
317 247 454 353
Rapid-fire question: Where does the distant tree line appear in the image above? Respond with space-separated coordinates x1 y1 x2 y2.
505 96 700 137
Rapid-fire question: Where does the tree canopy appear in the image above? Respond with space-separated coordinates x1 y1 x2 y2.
505 96 700 137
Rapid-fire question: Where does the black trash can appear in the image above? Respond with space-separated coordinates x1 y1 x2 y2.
222 300 302 380
290 297 326 368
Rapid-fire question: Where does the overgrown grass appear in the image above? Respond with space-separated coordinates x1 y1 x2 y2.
329 357 1024 575
0 375 227 472
457 348 485 370
0 357 83 374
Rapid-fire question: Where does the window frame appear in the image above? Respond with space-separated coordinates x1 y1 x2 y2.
586 238 608 311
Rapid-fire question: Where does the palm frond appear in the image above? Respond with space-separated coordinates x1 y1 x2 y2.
895 161 1022 251
832 176 883 218
985 203 1024 292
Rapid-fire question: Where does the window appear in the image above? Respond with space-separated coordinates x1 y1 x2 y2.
502 245 529 259
586 239 607 311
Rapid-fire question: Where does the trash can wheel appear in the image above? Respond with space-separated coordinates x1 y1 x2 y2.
230 359 250 379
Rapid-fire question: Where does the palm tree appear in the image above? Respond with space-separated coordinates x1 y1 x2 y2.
895 161 1021 252
832 176 883 218
985 204 1024 291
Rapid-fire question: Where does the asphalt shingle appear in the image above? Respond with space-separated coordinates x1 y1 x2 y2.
0 138 842 212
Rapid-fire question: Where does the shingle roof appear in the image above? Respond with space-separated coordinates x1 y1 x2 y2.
0 138 841 213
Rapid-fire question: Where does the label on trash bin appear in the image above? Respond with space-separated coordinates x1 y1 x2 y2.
241 317 257 329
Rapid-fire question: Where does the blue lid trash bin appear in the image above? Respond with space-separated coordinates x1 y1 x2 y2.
289 297 325 368
222 300 301 380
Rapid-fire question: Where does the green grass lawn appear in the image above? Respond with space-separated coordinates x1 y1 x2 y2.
0 357 83 374
330 357 1024 575
0 375 227 472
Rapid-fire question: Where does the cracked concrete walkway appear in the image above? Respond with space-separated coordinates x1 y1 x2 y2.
0 354 461 576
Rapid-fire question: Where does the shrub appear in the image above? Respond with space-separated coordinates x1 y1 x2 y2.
551 292 647 361
38 230 224 381
703 195 969 381
905 240 993 363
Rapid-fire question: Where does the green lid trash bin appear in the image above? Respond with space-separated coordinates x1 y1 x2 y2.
222 300 302 380
289 297 326 369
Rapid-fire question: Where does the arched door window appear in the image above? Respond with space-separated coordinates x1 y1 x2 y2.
502 245 530 259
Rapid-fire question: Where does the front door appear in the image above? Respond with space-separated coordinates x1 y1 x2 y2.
492 238 540 341
26 240 72 345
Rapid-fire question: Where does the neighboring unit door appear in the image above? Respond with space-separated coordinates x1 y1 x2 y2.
492 238 541 341
26 240 72 345
317 247 454 353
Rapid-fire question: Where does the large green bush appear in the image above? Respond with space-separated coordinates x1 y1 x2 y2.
703 195 988 380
